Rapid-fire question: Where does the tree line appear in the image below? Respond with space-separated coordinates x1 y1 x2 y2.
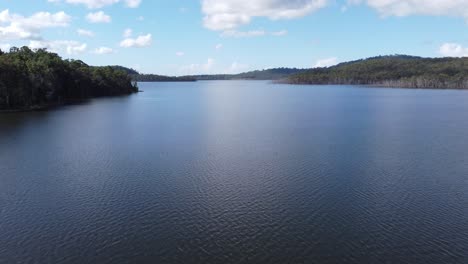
286 55 468 89
112 66 307 82
0 46 138 110
187 68 307 81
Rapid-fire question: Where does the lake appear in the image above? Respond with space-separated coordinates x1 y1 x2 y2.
1 81 467 263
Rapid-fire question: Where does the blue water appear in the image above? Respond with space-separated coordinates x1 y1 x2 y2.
1 81 467 263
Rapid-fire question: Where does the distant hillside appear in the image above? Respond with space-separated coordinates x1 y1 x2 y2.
116 67 306 82
111 66 196 82
286 55 468 89
132 74 196 82
187 68 307 81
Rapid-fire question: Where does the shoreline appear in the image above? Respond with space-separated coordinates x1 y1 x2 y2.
0 93 138 113
276 80 468 91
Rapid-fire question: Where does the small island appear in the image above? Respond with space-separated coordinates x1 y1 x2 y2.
285 55 468 89
0 47 138 111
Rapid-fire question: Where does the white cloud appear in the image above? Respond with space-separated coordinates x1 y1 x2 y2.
77 28 95 37
86 11 111 23
176 51 185 56
439 43 468 57
221 29 266 38
123 28 132 38
93 46 114 54
226 61 249 74
0 9 71 41
0 43 11 51
314 57 339 68
180 59 250 75
52 0 141 9
120 33 152 48
271 30 288 36
29 40 87 55
180 58 215 74
125 0 141 8
349 0 468 21
58 0 118 9
202 0 328 31
215 43 223 50
220 29 288 38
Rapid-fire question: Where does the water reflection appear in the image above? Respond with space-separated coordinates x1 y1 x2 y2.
1 82 468 263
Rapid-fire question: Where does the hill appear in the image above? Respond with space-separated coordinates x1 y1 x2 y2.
132 74 196 82
111 66 196 82
187 68 307 81
286 55 468 89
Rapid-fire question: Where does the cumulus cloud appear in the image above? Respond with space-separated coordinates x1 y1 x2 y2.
93 46 114 54
271 30 288 36
120 33 152 48
221 29 266 38
180 58 215 74
51 0 141 9
125 0 142 8
77 28 95 37
439 43 468 57
0 43 11 51
29 40 87 55
226 61 249 74
202 0 328 31
86 11 111 23
215 43 223 50
349 0 468 21
314 57 339 68
0 9 71 41
123 28 132 38
221 29 288 38
176 51 185 56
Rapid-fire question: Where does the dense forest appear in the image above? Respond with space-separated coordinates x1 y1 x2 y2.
188 68 307 80
0 47 138 111
287 55 468 89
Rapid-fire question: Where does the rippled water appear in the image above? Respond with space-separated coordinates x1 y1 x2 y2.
1 81 468 263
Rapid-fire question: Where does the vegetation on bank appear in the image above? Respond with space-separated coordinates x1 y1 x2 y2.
132 74 196 82
114 66 305 82
110 66 196 82
287 55 468 89
0 47 138 110
187 68 307 81
3 48 466 111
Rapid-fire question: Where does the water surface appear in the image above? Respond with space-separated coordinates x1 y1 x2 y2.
1 81 468 263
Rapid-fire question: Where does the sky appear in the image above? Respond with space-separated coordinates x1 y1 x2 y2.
1 0 468 75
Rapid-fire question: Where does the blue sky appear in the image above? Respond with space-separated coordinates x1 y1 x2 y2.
1 0 468 75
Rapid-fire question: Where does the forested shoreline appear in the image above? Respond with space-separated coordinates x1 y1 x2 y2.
132 74 196 82
0 47 138 111
186 68 307 81
109 66 196 82
3 49 468 112
114 66 305 82
286 55 468 89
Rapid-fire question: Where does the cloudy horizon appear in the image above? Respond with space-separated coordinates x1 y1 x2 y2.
1 0 468 75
